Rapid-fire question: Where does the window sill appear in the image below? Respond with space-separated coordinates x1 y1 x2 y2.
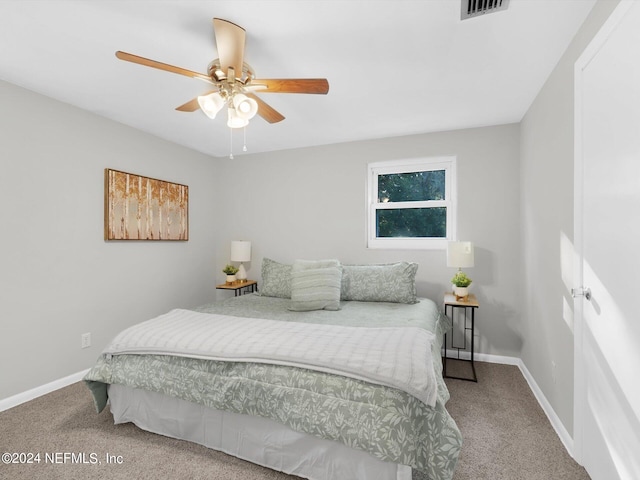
367 238 448 250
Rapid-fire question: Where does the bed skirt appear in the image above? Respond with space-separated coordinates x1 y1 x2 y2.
108 384 412 480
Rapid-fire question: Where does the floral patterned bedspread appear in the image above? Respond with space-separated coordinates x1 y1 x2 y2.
84 295 461 480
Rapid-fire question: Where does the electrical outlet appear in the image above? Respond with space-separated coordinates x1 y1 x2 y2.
81 333 91 349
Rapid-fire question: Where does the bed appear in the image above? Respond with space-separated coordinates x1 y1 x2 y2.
85 260 462 480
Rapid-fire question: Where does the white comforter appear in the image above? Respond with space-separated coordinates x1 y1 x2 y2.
103 308 438 407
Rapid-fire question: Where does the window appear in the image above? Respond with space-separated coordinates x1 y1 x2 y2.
367 157 456 249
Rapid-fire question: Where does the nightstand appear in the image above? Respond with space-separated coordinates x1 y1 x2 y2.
443 293 479 382
216 280 258 297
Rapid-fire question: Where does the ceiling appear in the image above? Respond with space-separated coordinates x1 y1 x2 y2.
0 1 596 158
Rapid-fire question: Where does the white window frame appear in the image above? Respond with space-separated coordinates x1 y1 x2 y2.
367 156 457 250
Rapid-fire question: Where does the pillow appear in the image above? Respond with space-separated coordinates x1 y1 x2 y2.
289 259 342 312
260 258 292 298
340 262 418 304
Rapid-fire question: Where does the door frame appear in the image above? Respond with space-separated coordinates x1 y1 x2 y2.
572 0 635 466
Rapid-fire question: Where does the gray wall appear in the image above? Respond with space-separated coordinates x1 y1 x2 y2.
519 0 620 436
213 124 523 358
0 80 218 400
0 82 524 403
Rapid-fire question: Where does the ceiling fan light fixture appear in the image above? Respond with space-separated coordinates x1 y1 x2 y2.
232 93 258 120
115 17 329 158
197 92 225 119
227 107 249 129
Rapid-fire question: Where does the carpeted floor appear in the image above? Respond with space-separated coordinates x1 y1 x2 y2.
442 361 589 480
0 361 590 480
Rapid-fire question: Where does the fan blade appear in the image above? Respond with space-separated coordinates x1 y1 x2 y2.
213 18 245 79
250 78 329 94
245 93 285 123
115 51 213 83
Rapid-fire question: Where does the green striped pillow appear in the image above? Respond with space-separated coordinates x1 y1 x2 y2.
289 259 342 311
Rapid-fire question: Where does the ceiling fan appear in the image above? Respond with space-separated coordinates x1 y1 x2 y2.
115 18 329 129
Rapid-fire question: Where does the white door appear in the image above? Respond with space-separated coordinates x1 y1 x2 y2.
574 2 640 479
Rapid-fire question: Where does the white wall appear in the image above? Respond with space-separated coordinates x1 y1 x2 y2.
519 0 620 437
213 124 523 358
0 80 218 400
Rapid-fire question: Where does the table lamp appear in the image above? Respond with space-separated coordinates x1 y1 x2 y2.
231 240 251 282
447 241 474 299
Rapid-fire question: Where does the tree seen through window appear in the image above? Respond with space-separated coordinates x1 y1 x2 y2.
376 170 447 238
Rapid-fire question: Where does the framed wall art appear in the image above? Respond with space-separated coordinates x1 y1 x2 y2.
104 169 188 241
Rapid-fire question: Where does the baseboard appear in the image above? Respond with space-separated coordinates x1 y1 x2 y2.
515 360 575 458
0 369 90 413
445 350 574 458
444 349 520 365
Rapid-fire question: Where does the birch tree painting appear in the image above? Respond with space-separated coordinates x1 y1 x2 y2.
104 169 188 240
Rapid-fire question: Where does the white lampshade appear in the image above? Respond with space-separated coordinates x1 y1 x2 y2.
231 241 251 262
232 93 258 120
227 107 249 128
447 241 474 268
197 92 225 119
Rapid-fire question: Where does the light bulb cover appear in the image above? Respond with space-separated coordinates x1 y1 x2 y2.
197 92 225 119
232 93 258 120
227 108 249 128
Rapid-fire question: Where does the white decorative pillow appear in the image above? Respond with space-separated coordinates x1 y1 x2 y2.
289 259 342 311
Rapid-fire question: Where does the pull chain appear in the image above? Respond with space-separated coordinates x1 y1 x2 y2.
229 127 234 160
243 126 248 152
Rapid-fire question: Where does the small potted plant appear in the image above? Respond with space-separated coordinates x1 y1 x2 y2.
223 264 239 284
451 271 472 300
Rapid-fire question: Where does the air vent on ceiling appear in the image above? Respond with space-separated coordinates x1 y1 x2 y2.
461 0 510 20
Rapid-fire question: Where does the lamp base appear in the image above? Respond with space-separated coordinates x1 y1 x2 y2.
236 263 247 282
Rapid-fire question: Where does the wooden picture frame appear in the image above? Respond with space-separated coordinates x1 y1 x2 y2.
104 169 188 241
